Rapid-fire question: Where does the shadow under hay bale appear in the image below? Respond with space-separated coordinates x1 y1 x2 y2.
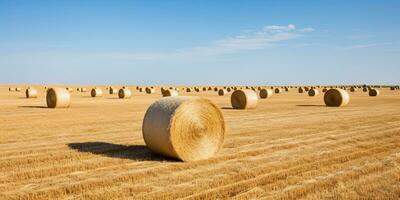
68 142 173 162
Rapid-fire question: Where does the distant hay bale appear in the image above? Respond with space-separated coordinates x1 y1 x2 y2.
91 88 103 97
324 88 350 107
9 87 15 92
195 87 200 92
285 87 289 92
25 87 38 98
231 89 258 109
109 87 117 94
304 87 310 92
350 87 357 92
202 87 207 91
214 87 218 92
15 87 21 92
259 88 273 99
139 87 144 92
218 89 227 96
322 88 328 92
118 88 132 99
226 88 232 92
369 89 380 97
66 88 73 93
308 88 319 97
274 88 282 94
362 87 368 92
162 89 179 97
142 96 225 161
186 88 192 92
46 88 71 108
298 87 304 93
81 88 87 92
145 87 155 94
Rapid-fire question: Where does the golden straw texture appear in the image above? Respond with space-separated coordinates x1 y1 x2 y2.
324 88 350 107
259 88 273 99
46 88 71 108
118 88 132 99
25 88 38 98
231 89 258 109
142 96 225 161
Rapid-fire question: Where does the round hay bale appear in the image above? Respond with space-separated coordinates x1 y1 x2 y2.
322 88 328 92
15 88 21 92
118 88 132 99
298 87 304 93
109 87 117 94
218 89 227 96
142 96 225 161
274 88 282 94
259 88 273 99
324 89 350 107
186 88 192 92
46 88 71 108
226 88 232 92
308 89 319 97
162 89 179 97
285 87 289 92
25 87 38 98
231 89 258 109
350 87 357 92
9 87 16 92
304 87 310 92
145 87 155 94
213 87 218 92
91 88 103 97
139 87 144 92
362 87 368 92
81 88 87 92
369 89 380 97
66 88 73 93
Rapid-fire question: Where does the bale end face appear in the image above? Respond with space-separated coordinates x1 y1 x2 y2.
142 96 225 161
91 88 103 97
308 89 319 97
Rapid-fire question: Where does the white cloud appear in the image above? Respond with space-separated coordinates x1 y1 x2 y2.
347 43 389 49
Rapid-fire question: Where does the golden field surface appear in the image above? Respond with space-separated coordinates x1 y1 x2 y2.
1 85 399 199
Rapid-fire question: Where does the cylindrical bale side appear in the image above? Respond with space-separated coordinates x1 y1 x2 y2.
26 87 38 98
91 88 103 97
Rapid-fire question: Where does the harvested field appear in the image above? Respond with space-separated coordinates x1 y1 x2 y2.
1 85 400 199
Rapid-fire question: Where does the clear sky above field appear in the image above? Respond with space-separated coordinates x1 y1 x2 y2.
0 0 399 85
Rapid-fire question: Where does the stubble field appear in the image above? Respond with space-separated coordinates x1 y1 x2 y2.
1 85 399 199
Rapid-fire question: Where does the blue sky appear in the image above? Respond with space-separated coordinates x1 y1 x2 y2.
1 0 399 85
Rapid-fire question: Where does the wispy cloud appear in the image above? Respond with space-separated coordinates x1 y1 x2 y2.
107 24 313 62
347 42 389 49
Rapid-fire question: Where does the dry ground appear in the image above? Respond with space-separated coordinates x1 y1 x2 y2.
0 85 399 200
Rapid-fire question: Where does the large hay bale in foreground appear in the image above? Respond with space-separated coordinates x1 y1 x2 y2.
46 88 71 108
259 88 273 99
142 96 225 161
369 89 380 97
231 89 258 109
218 89 227 96
91 88 103 97
324 89 350 107
162 89 178 97
26 87 38 98
308 89 319 97
118 88 132 99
